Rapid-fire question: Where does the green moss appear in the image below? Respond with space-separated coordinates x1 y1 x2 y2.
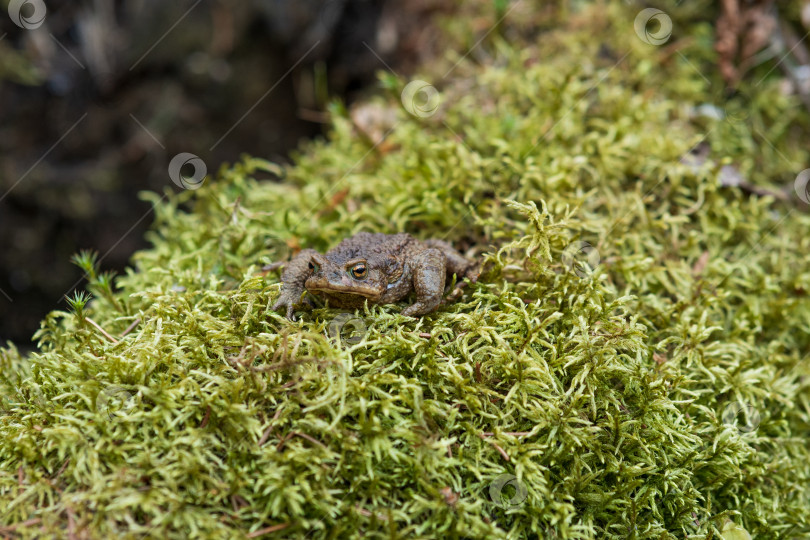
2 2 810 538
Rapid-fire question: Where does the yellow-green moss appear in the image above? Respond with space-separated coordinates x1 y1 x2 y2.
2 2 809 538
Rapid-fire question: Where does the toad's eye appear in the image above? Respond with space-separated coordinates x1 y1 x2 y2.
349 263 367 280
308 261 320 272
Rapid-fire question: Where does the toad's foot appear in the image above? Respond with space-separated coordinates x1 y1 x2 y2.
401 248 446 317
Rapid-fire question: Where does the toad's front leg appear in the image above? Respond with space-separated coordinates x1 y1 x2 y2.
272 248 320 320
401 248 446 317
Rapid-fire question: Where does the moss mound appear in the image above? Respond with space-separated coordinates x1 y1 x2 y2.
2 3 810 538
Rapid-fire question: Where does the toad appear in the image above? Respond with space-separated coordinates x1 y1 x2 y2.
272 232 478 320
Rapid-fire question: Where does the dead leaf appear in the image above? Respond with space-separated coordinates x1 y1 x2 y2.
715 0 776 86
439 486 458 507
285 237 301 254
350 102 397 145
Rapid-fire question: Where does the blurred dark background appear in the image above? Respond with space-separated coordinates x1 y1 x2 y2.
0 0 447 348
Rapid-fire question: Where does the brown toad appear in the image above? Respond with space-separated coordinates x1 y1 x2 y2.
272 232 478 320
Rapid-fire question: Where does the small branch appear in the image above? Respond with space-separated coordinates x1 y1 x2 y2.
258 408 283 446
0 518 42 533
291 431 328 451
85 318 120 344
247 523 290 538
298 108 331 123
275 432 292 451
53 458 70 479
199 406 211 428
67 507 76 540
120 318 141 338
276 431 328 451
231 494 248 513
480 432 531 437
477 433 510 461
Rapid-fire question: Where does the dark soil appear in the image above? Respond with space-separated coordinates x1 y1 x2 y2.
0 0 446 348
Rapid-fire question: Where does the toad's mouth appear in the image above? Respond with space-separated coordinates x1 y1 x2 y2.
306 275 385 301
308 287 381 300
307 283 384 302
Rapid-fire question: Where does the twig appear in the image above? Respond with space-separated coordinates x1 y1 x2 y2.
275 432 292 451
291 431 328 451
85 318 120 344
119 318 141 338
53 458 70 479
67 507 76 540
0 518 42 533
258 408 283 446
231 494 248 513
477 433 510 461
480 432 531 437
246 523 290 538
200 406 211 428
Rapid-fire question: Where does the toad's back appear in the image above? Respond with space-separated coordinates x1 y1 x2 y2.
326 232 420 263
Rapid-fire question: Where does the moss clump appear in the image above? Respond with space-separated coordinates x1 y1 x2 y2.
2 2 810 538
